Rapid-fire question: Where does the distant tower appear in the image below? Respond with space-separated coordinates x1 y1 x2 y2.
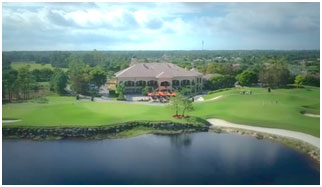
202 40 204 50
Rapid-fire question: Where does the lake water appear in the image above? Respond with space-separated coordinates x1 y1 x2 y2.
3 132 320 185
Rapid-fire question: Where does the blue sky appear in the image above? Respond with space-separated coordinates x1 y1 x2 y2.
2 2 320 51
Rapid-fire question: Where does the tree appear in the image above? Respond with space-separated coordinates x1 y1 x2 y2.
89 67 107 88
294 74 320 87
236 70 258 86
216 64 233 75
31 68 54 82
2 54 12 70
304 75 320 87
116 82 126 100
209 75 236 90
83 50 108 67
2 68 18 102
181 98 193 117
169 92 184 116
206 63 216 74
259 59 290 88
50 51 71 68
181 87 192 96
68 57 89 95
50 69 68 95
142 86 149 96
294 75 306 87
15 66 37 100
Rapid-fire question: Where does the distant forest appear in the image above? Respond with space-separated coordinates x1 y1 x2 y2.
2 50 320 102
3 50 320 64
2 50 320 73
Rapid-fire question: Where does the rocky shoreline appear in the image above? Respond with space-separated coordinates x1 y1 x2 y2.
3 121 319 162
2 121 209 140
211 126 320 162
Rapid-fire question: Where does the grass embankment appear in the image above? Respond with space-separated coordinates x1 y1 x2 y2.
2 87 320 137
195 87 320 137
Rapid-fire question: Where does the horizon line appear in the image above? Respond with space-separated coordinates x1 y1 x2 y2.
2 49 320 52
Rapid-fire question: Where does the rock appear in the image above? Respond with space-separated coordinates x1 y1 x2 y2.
255 134 264 140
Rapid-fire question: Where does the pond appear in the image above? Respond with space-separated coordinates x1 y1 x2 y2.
3 132 320 185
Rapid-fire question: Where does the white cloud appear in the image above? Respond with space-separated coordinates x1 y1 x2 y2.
2 2 320 50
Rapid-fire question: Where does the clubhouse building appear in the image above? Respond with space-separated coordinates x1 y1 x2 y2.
115 62 203 94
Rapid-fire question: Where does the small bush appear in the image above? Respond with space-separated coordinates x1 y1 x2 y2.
30 97 48 104
117 93 126 101
108 89 118 98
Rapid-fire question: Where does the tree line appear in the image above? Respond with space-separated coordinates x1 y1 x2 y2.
204 57 319 90
2 56 107 102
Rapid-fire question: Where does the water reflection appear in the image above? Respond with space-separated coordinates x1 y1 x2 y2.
3 132 319 185
169 134 192 148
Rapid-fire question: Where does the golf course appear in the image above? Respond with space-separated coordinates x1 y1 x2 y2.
3 87 320 137
10 61 68 72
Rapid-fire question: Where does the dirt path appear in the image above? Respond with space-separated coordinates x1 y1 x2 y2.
206 95 223 101
207 118 320 148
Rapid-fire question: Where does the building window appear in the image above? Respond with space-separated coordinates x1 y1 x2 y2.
136 80 146 87
172 80 180 86
181 80 190 86
147 80 157 86
124 81 135 87
160 81 170 87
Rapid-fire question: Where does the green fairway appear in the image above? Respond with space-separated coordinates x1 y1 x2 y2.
193 87 320 137
2 96 202 127
11 61 54 70
11 61 68 71
2 87 320 137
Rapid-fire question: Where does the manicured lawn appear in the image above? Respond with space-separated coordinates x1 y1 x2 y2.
2 87 320 137
12 61 54 70
193 87 320 137
2 96 200 127
11 61 68 72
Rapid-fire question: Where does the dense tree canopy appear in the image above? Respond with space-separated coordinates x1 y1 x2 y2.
32 68 54 82
15 67 38 100
236 70 258 86
259 59 291 88
50 69 68 95
2 68 18 102
88 67 107 88
209 75 236 90
295 74 320 87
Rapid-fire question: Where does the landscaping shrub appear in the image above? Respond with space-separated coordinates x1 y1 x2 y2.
29 97 48 104
108 89 118 97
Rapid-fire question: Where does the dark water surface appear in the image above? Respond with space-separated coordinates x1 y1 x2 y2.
3 132 320 185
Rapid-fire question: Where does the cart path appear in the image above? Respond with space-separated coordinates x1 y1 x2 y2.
3 120 21 123
208 118 320 148
195 95 223 102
